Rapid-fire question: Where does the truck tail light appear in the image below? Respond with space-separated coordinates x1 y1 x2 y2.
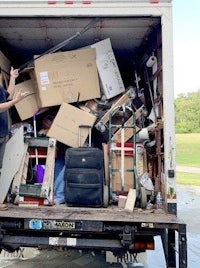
134 241 154 251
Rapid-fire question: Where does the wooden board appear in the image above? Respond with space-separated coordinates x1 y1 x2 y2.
0 127 25 203
112 106 144 142
11 143 29 195
0 204 179 224
41 138 57 203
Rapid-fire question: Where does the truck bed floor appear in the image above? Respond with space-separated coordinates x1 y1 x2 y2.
0 204 182 224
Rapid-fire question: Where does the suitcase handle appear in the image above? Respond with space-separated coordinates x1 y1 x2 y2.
78 125 92 147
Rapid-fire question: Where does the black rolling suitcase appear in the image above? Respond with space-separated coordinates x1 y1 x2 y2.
64 125 106 207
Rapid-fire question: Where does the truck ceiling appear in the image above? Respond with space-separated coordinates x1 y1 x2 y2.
0 16 161 68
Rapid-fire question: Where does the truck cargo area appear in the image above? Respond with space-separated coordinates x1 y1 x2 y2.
0 6 187 268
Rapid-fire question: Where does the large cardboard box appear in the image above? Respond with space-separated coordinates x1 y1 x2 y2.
47 102 97 148
14 68 42 121
14 79 39 121
0 51 11 88
34 48 100 108
91 38 125 100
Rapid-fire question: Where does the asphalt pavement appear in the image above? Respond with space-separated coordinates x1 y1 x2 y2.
176 165 200 174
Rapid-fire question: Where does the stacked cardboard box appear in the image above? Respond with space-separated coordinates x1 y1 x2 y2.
14 39 126 147
15 39 125 119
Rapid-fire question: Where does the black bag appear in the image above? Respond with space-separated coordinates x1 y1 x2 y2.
64 126 105 207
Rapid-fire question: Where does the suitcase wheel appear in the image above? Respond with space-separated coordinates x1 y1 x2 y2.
103 184 109 208
140 186 147 209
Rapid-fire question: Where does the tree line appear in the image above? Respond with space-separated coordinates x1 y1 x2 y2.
175 90 200 133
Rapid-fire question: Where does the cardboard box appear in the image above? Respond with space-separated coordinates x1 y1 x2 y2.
14 68 44 121
34 48 100 108
47 102 97 148
112 155 135 192
14 79 39 121
103 143 134 192
103 143 146 193
0 51 11 88
91 38 125 100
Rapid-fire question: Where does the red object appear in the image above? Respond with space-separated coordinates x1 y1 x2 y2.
48 1 56 5
19 196 54 206
28 147 48 159
150 0 159 4
108 142 135 156
82 1 91 4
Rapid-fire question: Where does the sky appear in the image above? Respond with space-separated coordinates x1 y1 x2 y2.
173 0 200 97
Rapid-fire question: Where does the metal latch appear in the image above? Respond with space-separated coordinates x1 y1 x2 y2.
121 225 134 248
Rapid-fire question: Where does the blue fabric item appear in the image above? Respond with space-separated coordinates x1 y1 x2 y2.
0 86 9 137
54 156 65 204
0 137 6 168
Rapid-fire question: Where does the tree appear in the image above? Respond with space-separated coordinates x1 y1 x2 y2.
175 90 200 133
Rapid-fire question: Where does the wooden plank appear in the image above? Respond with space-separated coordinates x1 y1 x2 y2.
19 202 39 208
41 138 56 202
112 106 144 142
0 127 25 203
124 189 136 212
21 151 30 184
0 204 178 223
11 143 29 195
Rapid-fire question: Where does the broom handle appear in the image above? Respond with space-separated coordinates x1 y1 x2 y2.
33 115 38 165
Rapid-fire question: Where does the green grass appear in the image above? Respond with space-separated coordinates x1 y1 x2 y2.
176 133 200 167
175 133 200 186
177 172 200 186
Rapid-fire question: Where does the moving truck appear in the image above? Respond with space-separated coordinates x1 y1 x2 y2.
0 1 187 267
